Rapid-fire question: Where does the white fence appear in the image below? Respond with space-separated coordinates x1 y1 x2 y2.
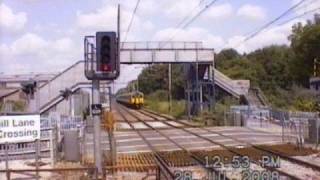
229 106 320 146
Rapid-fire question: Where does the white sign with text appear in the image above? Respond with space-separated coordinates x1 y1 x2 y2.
0 115 41 143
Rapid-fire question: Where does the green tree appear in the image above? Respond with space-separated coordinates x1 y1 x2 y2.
217 45 294 93
137 64 185 99
138 64 168 95
289 14 320 86
215 48 241 67
215 44 318 111
247 45 294 91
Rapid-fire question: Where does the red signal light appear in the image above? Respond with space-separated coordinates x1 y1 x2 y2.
101 64 110 71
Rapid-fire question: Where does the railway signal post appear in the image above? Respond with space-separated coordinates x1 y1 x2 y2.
84 28 120 178
83 5 120 176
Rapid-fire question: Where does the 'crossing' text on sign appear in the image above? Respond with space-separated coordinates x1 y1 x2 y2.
0 115 41 143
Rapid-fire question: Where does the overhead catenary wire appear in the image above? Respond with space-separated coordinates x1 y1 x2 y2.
226 0 308 50
158 1 207 48
277 6 320 26
181 0 220 29
199 0 206 6
239 1 305 39
167 0 208 34
293 0 319 12
122 0 141 48
242 0 317 37
173 3 205 31
161 0 220 47
242 0 307 42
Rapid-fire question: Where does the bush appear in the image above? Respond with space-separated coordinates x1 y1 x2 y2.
147 90 169 101
145 100 186 118
144 92 186 118
265 85 319 111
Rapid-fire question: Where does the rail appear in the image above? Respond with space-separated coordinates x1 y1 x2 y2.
0 167 97 180
115 106 175 180
139 108 317 180
0 166 160 180
118 105 228 179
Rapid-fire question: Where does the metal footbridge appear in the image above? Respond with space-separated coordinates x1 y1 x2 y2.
7 41 250 114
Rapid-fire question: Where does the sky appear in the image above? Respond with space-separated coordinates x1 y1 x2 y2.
0 0 320 91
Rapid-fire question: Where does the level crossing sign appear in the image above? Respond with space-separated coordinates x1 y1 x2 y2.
0 115 41 143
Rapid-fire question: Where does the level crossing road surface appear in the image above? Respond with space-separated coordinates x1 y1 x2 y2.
85 105 284 154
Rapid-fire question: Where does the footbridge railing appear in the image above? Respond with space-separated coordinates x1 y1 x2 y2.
38 61 89 112
214 69 249 98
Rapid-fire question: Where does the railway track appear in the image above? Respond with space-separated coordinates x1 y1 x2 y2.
118 105 293 179
115 105 319 179
140 109 320 166
115 106 175 180
116 105 229 180
135 108 320 180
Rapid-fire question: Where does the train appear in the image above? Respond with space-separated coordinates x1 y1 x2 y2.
116 91 144 109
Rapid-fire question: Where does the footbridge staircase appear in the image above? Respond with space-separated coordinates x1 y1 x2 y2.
245 87 269 107
213 69 250 98
185 63 250 115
